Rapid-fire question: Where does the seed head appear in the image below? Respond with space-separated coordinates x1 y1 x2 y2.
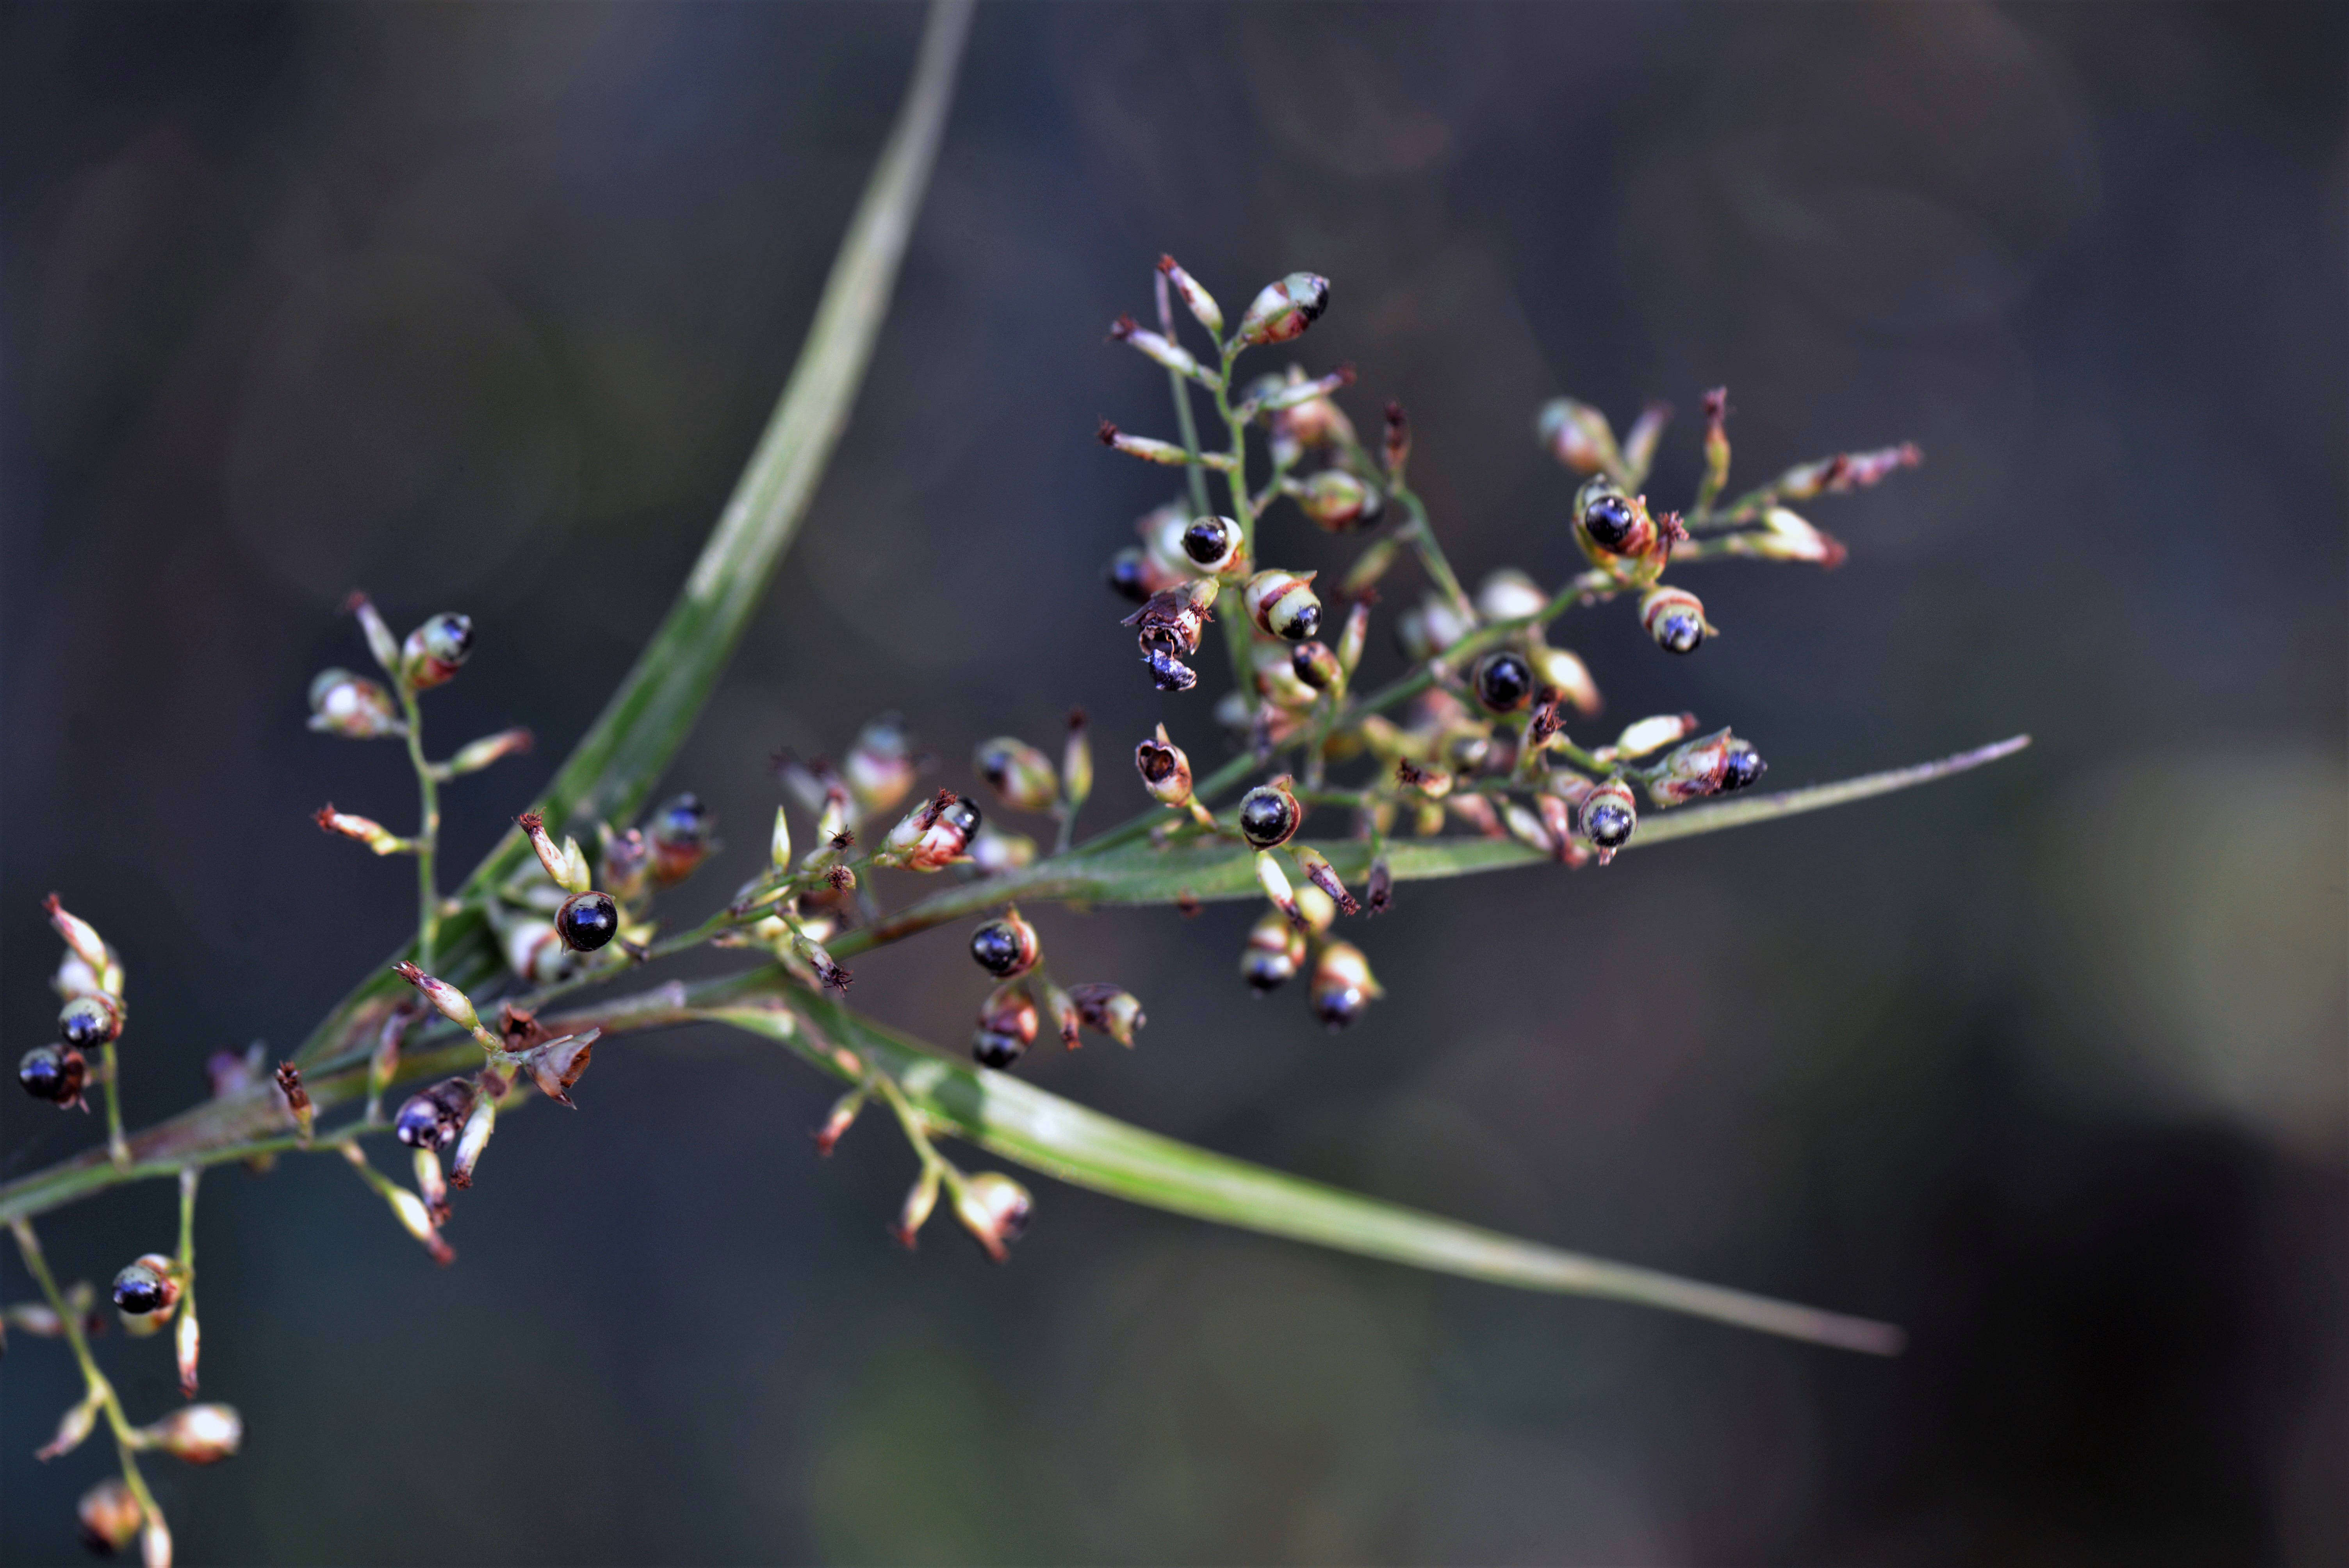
1538 397 1622 476
306 668 403 738
1309 942 1383 1030
1639 585 1711 655
1241 907 1308 992
1294 469 1381 533
139 1402 243 1465
1067 982 1146 1046
1238 781 1302 849
647 792 716 886
844 714 920 818
972 982 1040 1070
1235 272 1330 346
954 1171 1034 1261
19 1044 89 1108
1578 778 1638 861
975 738 1060 813
112 1256 180 1317
969 911 1041 978
1242 568 1322 641
78 1478 145 1554
400 611 474 690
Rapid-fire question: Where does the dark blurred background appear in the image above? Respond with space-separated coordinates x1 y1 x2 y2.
4 3 2343 1563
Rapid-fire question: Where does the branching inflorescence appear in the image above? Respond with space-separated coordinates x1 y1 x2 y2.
4 30 2027 1554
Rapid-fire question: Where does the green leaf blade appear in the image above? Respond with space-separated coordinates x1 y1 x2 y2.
702 991 1906 1355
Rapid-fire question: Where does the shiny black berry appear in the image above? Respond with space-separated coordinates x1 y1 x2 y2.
1582 796 1635 850
1581 493 1637 550
1106 549 1152 604
969 919 1035 977
937 797 982 841
19 1044 85 1104
57 994 119 1049
1237 785 1300 849
1721 744 1767 792
1242 952 1296 994
112 1263 170 1315
1182 518 1237 566
1311 985 1368 1030
972 1030 1027 1070
554 891 620 952
1472 650 1535 714
651 793 710 850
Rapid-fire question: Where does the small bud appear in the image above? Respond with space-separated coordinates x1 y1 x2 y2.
1133 724 1197 808
313 804 410 856
516 1030 598 1107
1639 586 1712 654
1538 398 1622 476
142 1513 171 1568
411 1147 450 1224
1235 272 1330 346
761 806 794 875
1573 477 1658 563
814 1092 862 1156
1098 421 1206 466
1067 983 1146 1046
275 1062 312 1143
175 1290 200 1397
1252 640 1319 711
394 1078 478 1150
58 993 122 1049
1647 729 1768 807
78 1478 144 1554
39 1389 102 1460
647 793 716 886
966 824 1038 876
1243 568 1322 641
973 982 1040 1070
346 590 402 675
1619 401 1672 485
894 1165 942 1247
1697 386 1731 511
1157 254 1224 335
43 894 110 977
1529 646 1602 717
306 668 403 738
1470 649 1535 715
1334 602 1371 681
1241 907 1309 992
553 891 621 953
1254 849 1304 926
1309 942 1383 1030
1263 368 1356 450
1475 569 1549 623
444 727 534 777
112 1256 180 1317
1613 712 1699 759
1179 514 1245 574
1383 400 1411 480
969 912 1041 978
1773 442 1920 500
1289 640 1344 693
1395 592 1476 660
1578 778 1637 862
1288 846 1359 915
888 790 982 871
450 1090 496 1188
843 715 919 817
975 738 1059 813
400 611 474 690
1536 792 1590 866
53 946 112 1003
139 1403 242 1465
1109 314 1209 381
954 1171 1033 1262
1293 469 1381 533
1364 855 1394 914
1238 780 1302 849
1744 506 1848 567
1062 709 1093 811
515 811 587 893
1504 801 1556 855
20 1045 89 1108
1342 534 1403 596
393 962 482 1033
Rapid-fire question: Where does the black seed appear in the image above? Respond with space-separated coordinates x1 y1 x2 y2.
58 996 115 1049
1312 987 1364 1029
1582 494 1637 549
652 794 708 846
970 922 1026 976
1584 800 1635 848
555 892 620 952
112 1265 168 1315
1105 550 1152 604
1657 612 1703 654
19 1045 78 1102
972 1030 1027 1070
939 798 982 837
1242 955 1294 993
1182 520 1230 565
1473 651 1534 713
1282 602 1320 641
394 1096 450 1149
1238 788 1298 848
1722 747 1767 791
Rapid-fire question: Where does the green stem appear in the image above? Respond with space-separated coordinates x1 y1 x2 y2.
100 1041 128 1168
10 1219 168 1549
1157 271 1214 519
399 683 440 975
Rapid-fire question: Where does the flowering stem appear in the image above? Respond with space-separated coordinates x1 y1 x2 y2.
398 684 441 975
1156 269 1213 520
10 1218 168 1554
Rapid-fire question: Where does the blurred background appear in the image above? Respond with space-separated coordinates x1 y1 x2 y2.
4 3 2342 1562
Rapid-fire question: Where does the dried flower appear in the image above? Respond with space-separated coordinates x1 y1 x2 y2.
138 1403 242 1465
953 1171 1034 1261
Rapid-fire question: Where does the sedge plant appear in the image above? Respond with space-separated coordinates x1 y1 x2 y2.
1 4 2027 1558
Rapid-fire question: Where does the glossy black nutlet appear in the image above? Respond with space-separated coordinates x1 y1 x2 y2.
57 994 119 1049
1181 518 1236 567
1582 796 1635 850
112 1263 170 1315
393 1095 451 1149
1652 606 1703 654
554 891 620 952
972 1030 1028 1070
19 1044 85 1103
1284 602 1321 641
969 919 1033 978
1721 744 1767 792
651 793 710 849
1105 549 1153 604
1581 493 1637 551
1237 786 1300 849
1311 986 1368 1030
937 797 983 841
423 612 474 664
1242 952 1295 994
1472 650 1535 714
